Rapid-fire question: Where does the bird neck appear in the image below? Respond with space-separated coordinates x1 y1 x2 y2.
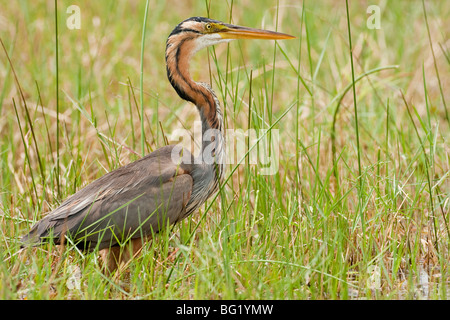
165 38 225 169
197 83 225 169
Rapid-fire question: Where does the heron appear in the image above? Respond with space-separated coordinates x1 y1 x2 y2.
21 17 294 272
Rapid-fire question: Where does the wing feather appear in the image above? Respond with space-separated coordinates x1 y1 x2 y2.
21 145 194 250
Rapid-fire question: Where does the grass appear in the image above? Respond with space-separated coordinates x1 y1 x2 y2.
0 0 449 299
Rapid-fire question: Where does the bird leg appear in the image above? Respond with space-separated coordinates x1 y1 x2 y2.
99 236 150 275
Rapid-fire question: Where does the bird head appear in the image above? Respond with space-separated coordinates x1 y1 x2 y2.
167 16 295 55
165 17 294 111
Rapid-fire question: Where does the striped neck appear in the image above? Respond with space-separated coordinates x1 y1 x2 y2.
165 34 221 131
165 32 225 171
196 83 225 171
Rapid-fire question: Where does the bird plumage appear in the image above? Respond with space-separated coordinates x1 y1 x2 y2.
20 17 294 270
21 146 195 251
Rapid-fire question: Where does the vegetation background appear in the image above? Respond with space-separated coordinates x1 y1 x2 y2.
0 0 449 299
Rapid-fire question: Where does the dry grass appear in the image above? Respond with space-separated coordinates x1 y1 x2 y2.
0 0 449 299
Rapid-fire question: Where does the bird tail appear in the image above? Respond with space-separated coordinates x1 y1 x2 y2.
20 217 57 248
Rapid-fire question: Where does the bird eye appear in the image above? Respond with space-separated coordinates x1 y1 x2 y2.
205 23 212 31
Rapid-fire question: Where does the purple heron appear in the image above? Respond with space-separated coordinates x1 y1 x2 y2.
21 17 294 271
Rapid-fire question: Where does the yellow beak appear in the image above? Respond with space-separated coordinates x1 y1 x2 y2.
218 23 295 40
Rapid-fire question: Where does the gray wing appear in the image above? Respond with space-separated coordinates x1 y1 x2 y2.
21 145 194 251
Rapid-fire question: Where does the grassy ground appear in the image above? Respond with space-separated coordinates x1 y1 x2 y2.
0 0 449 299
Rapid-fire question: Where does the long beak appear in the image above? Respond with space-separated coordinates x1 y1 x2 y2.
219 23 295 40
